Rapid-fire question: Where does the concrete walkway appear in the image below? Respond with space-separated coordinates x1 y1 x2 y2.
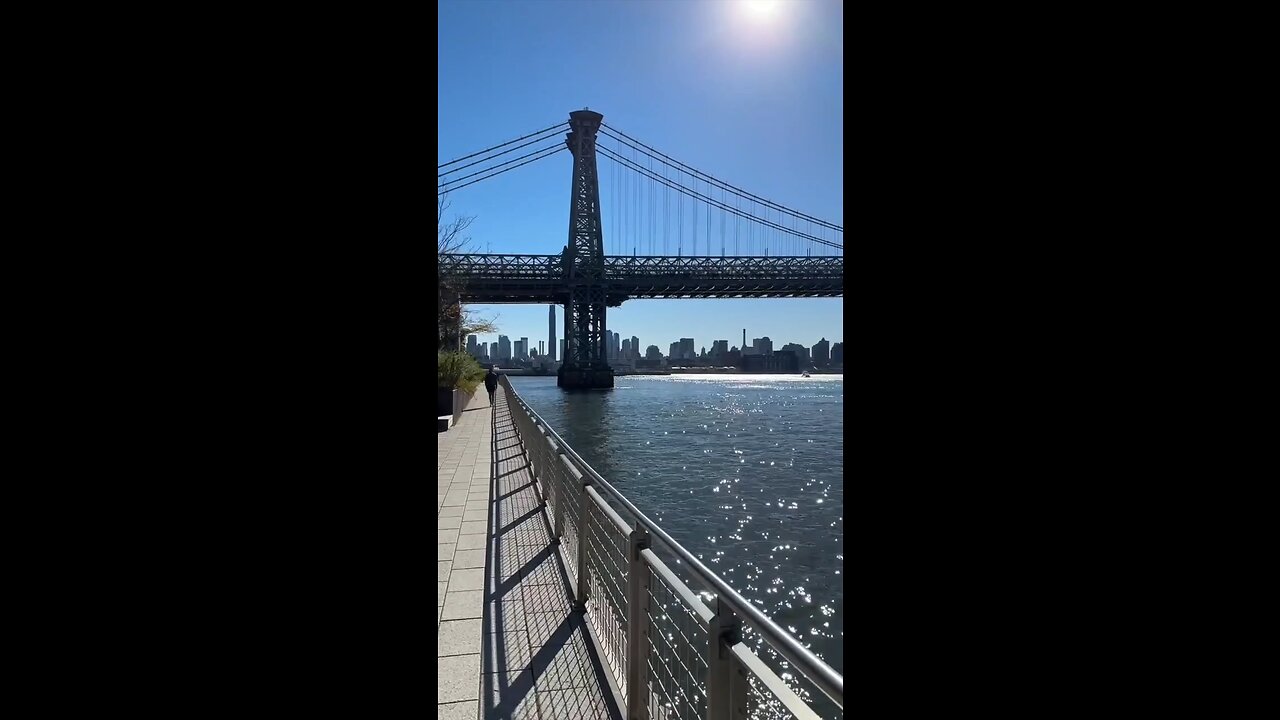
438 385 621 720
438 389 493 718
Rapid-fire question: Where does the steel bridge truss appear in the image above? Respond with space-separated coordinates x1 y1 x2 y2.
438 253 844 302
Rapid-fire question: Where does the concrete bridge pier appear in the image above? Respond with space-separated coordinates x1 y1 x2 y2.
557 366 614 389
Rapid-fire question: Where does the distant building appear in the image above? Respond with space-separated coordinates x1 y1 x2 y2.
560 339 566 361
498 335 512 362
742 350 799 373
712 340 728 360
631 336 639 360
622 338 631 358
753 337 773 356
812 337 830 367
514 338 527 361
781 342 810 366
646 345 661 360
613 332 621 360
467 335 478 357
679 338 695 360
831 342 843 366
669 341 680 360
548 305 557 362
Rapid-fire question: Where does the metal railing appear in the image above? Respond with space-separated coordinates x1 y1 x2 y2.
500 376 843 720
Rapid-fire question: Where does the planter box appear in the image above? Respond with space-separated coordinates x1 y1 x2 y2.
438 388 457 418
453 388 476 426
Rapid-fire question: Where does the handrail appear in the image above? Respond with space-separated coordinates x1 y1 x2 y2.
501 376 844 710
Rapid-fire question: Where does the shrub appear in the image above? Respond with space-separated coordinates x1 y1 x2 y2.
439 351 486 393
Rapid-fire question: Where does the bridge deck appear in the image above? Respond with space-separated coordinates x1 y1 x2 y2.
438 386 622 720
439 253 844 303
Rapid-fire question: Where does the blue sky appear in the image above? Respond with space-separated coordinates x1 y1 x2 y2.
439 0 843 355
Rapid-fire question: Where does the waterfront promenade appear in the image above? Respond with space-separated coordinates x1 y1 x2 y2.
437 386 621 719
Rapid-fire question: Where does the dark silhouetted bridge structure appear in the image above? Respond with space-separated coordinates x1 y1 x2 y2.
439 109 843 389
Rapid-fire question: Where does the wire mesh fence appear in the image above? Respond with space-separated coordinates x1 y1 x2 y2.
644 557 710 720
583 495 630 696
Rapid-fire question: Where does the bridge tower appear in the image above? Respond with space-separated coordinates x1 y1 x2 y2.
558 110 614 390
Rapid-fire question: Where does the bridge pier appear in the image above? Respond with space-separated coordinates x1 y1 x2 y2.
557 366 614 390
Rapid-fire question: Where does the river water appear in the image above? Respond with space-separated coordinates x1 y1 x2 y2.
510 374 843 716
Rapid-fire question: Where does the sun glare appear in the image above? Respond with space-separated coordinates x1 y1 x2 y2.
742 0 780 21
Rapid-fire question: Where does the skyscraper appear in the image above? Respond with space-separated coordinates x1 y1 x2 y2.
753 337 773 355
812 338 830 366
613 331 621 360
680 338 695 359
631 336 639 360
782 343 810 366
467 335 478 357
622 339 631 358
498 335 511 362
548 305 557 362
831 342 843 365
520 337 529 361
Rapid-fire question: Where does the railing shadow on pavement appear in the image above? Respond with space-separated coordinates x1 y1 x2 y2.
480 385 625 720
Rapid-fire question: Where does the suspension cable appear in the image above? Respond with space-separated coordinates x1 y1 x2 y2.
438 126 567 178
438 141 565 191
437 145 566 195
438 121 567 170
599 144 842 250
601 124 842 232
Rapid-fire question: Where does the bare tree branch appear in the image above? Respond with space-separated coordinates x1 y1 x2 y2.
438 196 475 255
438 194 498 350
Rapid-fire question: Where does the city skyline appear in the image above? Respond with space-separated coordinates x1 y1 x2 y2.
465 306 840 359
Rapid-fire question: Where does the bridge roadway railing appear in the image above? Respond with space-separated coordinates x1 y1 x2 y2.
438 253 843 281
499 375 843 720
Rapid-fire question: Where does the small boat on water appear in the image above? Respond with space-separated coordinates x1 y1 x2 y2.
801 371 811 378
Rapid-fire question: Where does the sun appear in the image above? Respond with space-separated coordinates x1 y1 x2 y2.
742 0 781 21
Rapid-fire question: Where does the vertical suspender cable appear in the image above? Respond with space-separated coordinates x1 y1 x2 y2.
663 163 669 256
692 175 699 259
677 167 683 257
720 186 726 257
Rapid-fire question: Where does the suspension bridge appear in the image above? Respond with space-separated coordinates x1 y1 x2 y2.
439 110 844 389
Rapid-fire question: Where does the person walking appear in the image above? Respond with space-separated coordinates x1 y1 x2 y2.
484 367 499 407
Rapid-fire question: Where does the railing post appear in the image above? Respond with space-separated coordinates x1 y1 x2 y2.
706 599 743 720
553 447 566 541
536 423 549 506
625 524 651 720
574 473 591 610
728 652 750 720
529 418 544 496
